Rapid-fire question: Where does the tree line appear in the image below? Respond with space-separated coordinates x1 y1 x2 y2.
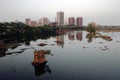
0 22 56 43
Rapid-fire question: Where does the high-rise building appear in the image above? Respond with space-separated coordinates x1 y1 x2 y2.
68 17 75 26
76 17 83 27
25 18 31 25
57 12 64 26
39 18 49 26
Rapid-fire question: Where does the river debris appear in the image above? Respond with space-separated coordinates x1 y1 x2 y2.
54 40 63 44
50 44 55 46
32 50 47 66
20 48 30 51
97 32 113 41
116 41 120 43
32 50 52 65
32 50 52 76
37 43 48 46
100 35 113 41
99 42 103 44
83 47 86 49
86 32 113 42
6 50 24 54
100 46 109 51
5 42 21 49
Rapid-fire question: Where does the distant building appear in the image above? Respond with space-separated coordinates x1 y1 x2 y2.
14 20 20 23
25 18 31 25
57 11 64 26
39 18 49 26
39 19 42 26
64 19 68 25
68 17 75 26
50 22 57 27
30 21 37 27
76 17 83 27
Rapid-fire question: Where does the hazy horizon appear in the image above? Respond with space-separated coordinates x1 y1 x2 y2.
0 0 120 25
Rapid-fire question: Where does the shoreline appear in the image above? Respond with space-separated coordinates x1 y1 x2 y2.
97 29 120 32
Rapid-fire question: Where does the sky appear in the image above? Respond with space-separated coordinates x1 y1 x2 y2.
0 0 120 25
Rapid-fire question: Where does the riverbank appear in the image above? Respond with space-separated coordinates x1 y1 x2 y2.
97 29 120 32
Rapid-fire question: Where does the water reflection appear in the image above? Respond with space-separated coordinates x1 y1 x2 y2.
86 33 95 42
68 33 75 41
0 40 7 57
76 31 83 41
32 50 52 76
56 29 67 35
55 35 64 48
0 30 119 80
0 50 6 57
55 31 83 48
68 31 83 41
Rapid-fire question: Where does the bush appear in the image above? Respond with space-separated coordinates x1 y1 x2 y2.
86 23 96 33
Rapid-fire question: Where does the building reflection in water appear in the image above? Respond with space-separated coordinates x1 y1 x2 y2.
56 29 67 35
68 31 83 41
68 33 75 41
76 31 83 41
55 29 66 48
32 50 51 76
55 35 64 48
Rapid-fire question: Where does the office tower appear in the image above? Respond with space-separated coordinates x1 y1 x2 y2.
76 17 83 27
25 18 31 25
57 11 64 26
68 17 75 26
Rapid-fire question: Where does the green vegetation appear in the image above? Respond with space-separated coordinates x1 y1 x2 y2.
0 22 56 44
86 23 96 33
86 23 113 42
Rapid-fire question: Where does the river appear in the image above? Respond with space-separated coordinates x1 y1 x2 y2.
0 30 120 80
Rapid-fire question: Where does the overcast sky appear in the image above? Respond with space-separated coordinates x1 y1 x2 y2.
0 0 120 25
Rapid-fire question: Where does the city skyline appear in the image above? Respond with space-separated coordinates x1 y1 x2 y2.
0 0 120 25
